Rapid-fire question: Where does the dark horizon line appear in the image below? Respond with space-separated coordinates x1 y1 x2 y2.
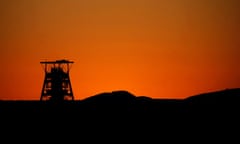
1 87 239 101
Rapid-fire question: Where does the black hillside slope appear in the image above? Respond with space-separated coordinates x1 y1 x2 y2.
1 88 240 124
1 88 240 141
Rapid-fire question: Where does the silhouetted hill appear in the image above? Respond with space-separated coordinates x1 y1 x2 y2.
1 88 239 116
185 88 240 113
186 88 240 103
0 89 238 127
82 90 136 105
1 88 240 141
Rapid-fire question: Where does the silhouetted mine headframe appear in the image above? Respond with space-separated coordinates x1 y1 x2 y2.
40 59 74 101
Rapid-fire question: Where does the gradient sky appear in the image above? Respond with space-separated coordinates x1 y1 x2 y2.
0 0 239 100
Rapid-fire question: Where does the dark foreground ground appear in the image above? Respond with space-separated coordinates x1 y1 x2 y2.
1 88 240 141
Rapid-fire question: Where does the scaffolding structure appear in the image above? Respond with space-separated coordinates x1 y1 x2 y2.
40 59 74 101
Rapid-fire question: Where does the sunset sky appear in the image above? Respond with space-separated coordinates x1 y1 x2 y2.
0 0 239 100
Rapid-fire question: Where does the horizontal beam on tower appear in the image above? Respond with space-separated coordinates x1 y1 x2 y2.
40 59 74 64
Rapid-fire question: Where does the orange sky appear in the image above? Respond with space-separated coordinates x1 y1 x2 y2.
0 0 240 100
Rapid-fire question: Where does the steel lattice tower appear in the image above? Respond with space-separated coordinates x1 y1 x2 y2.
40 59 74 101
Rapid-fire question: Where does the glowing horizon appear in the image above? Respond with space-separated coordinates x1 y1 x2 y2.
0 0 239 100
